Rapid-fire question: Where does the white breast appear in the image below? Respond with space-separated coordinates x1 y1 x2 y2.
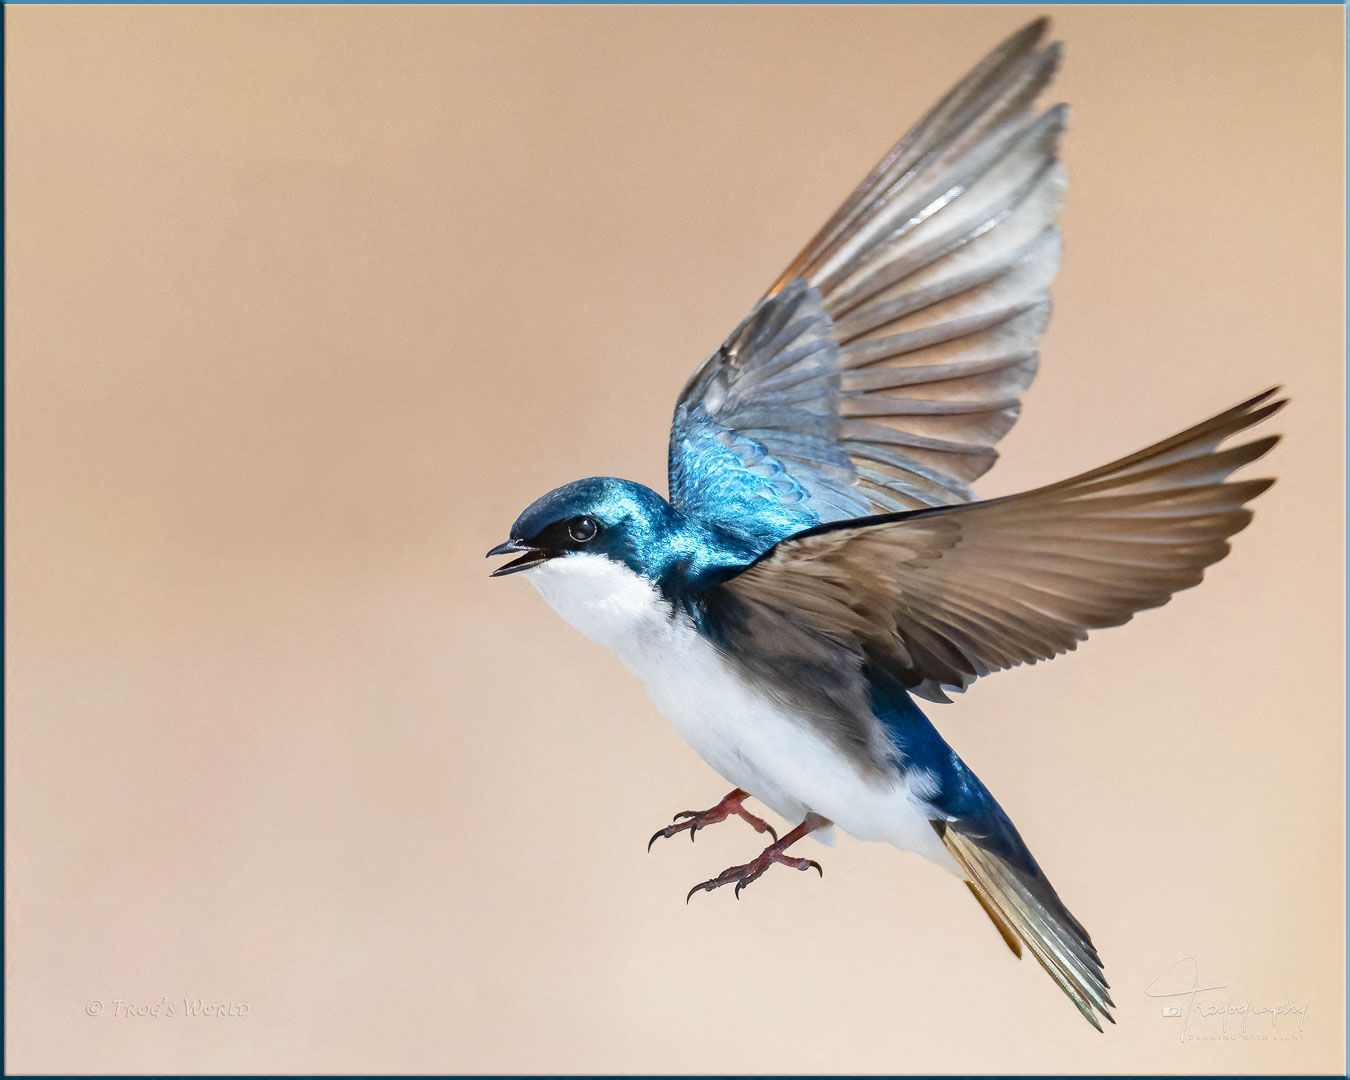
524 553 956 868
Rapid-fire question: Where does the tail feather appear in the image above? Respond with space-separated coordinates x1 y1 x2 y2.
936 821 1114 1031
963 879 1022 958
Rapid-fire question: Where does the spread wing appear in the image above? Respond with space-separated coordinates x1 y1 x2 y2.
707 391 1285 704
670 19 1067 547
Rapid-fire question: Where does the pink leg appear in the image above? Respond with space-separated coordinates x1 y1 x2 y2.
685 813 830 902
648 788 778 851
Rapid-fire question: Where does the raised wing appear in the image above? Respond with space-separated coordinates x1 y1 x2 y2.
670 19 1066 546
707 390 1285 703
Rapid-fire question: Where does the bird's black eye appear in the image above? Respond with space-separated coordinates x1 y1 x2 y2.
568 516 598 543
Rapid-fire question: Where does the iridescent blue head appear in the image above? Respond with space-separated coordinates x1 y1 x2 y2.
486 476 751 589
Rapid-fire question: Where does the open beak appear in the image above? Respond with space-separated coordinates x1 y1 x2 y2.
486 538 550 577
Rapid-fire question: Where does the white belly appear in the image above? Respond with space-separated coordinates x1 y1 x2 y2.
524 554 955 868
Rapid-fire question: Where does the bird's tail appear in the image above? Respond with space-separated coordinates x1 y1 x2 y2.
934 819 1115 1030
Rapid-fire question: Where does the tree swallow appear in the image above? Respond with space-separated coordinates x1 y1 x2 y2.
486 19 1282 1031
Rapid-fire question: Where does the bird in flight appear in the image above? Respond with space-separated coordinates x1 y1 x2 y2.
486 19 1282 1031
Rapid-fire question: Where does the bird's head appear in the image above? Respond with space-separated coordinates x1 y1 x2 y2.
486 476 685 581
486 477 739 648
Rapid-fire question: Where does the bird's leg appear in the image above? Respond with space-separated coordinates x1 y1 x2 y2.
685 812 830 902
648 788 778 851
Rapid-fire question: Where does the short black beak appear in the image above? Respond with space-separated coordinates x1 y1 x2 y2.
486 538 550 577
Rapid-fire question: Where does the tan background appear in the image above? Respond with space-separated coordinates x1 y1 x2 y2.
6 5 1344 1074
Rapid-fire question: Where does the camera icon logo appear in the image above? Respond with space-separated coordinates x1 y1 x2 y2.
1161 1005 1183 1017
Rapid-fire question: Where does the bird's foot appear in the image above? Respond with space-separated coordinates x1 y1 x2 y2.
685 815 828 902
648 788 777 851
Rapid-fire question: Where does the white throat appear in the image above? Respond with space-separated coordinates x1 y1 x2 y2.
523 553 675 654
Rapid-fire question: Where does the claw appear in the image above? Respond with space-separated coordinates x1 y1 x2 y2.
685 879 721 904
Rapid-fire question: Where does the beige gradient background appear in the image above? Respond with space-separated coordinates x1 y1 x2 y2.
6 5 1344 1074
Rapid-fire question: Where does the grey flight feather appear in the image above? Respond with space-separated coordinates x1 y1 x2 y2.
669 19 1068 541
